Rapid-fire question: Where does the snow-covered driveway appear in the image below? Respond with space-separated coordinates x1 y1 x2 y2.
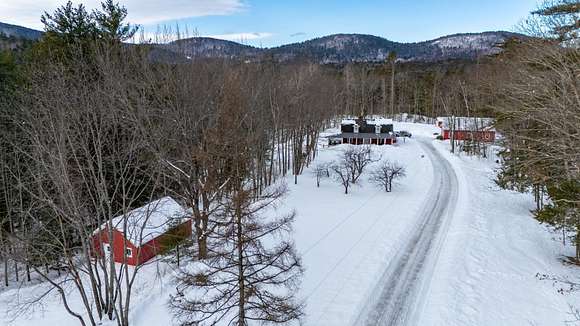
290 129 442 325
353 138 458 326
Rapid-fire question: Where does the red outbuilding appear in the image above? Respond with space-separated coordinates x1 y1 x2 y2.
437 116 496 143
92 197 192 266
441 129 496 142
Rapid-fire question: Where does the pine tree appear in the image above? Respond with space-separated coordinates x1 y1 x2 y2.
171 183 303 326
93 0 138 44
532 0 579 41
36 0 137 61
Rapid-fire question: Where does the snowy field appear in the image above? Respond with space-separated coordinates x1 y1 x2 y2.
1 122 579 326
289 126 435 325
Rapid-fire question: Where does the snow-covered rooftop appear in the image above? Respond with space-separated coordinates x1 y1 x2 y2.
95 197 190 246
341 119 357 125
367 118 393 125
341 118 393 125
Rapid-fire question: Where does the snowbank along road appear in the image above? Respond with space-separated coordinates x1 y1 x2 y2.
353 138 459 326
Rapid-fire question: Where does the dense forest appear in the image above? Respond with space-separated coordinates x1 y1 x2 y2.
0 0 578 326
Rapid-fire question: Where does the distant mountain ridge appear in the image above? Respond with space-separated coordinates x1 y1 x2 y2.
0 22 42 40
167 37 261 59
161 31 524 63
0 21 523 63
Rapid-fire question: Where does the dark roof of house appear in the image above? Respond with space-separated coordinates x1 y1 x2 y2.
332 132 396 139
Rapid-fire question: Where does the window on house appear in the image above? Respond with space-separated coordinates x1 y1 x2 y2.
125 248 133 258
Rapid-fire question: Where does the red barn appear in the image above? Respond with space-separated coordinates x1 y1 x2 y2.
92 197 192 266
441 129 496 142
437 116 496 143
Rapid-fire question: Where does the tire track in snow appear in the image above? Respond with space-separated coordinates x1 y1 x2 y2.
352 139 459 326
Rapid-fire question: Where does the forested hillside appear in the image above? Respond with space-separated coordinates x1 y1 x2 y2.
0 22 42 40
157 31 523 63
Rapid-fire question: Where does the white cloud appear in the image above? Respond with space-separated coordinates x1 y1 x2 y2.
128 31 273 45
0 0 246 30
206 32 273 42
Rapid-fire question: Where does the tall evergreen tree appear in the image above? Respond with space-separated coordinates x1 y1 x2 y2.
532 0 579 42
93 0 138 44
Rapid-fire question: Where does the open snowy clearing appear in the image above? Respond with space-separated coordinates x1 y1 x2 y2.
1 122 579 326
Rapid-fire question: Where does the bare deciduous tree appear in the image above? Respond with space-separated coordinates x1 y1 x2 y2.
331 161 352 195
342 145 375 183
369 160 407 192
311 162 330 187
7 26 169 326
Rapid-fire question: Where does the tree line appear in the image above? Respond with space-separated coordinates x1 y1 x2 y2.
492 0 579 260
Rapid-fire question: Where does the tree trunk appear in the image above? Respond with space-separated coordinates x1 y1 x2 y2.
450 117 456 154
26 263 31 282
196 220 208 260
576 229 580 262
176 244 180 267
3 255 7 287
390 62 396 116
382 78 387 116
13 259 18 282
236 193 245 325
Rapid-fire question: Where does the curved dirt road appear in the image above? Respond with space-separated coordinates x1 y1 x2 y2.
353 138 458 326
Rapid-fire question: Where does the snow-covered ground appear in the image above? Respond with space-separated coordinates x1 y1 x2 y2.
289 127 436 325
1 122 578 326
418 136 580 326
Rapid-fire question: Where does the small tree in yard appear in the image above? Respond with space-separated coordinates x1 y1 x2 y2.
331 161 352 194
369 160 407 192
312 162 330 187
342 145 375 184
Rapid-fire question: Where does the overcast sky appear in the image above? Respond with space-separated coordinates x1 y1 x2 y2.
0 0 540 47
